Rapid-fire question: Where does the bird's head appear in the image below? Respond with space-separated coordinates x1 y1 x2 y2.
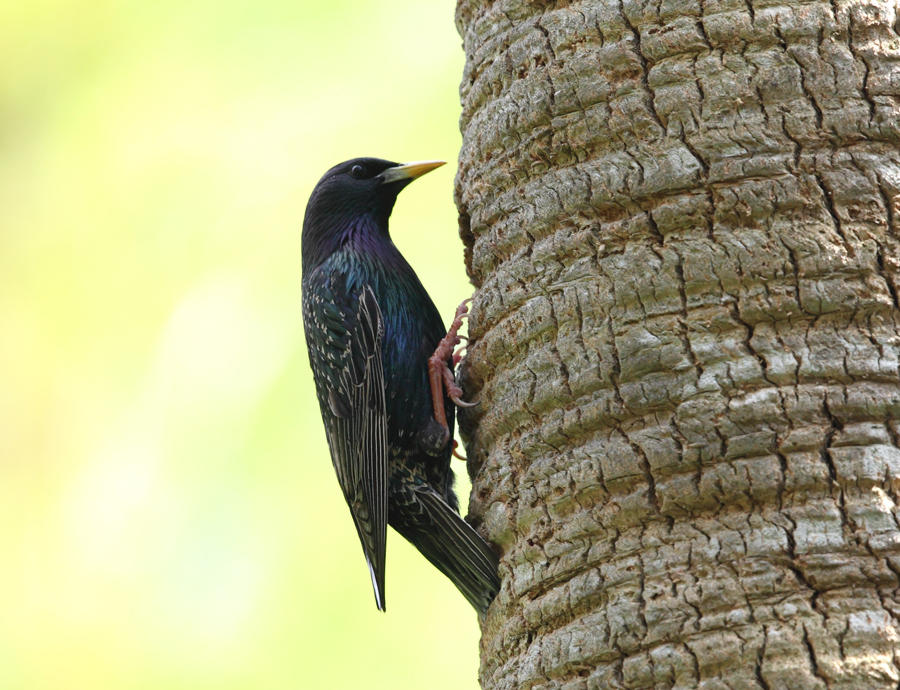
301 157 444 272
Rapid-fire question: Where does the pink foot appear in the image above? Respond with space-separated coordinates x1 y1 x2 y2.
428 299 478 442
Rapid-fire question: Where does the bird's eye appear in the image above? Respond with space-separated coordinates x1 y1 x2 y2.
349 164 365 179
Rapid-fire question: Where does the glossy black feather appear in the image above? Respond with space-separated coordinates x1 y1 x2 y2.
301 157 500 613
302 280 388 609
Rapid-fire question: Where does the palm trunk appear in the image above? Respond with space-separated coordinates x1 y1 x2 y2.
455 0 900 686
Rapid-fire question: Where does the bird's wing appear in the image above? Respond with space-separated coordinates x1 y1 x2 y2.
308 284 389 610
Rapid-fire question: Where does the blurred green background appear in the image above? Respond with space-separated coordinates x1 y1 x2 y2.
0 1 479 688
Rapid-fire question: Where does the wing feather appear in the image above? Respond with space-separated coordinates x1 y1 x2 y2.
305 282 389 610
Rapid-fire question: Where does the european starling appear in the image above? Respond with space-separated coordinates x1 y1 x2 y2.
300 157 500 613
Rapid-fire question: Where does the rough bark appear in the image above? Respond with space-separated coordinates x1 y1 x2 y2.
454 0 900 687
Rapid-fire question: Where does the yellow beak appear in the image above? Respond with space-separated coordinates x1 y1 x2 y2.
379 160 445 185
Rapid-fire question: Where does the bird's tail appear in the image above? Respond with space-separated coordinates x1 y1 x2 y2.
395 485 500 614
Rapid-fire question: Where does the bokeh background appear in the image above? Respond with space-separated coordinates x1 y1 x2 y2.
1 1 479 688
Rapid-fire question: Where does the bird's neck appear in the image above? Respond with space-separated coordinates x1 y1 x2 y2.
302 213 403 275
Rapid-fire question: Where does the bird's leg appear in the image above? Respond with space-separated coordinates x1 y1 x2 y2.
428 299 478 444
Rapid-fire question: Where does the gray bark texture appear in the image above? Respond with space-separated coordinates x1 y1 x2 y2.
454 0 900 687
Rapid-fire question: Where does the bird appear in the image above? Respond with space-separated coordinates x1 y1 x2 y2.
300 156 500 614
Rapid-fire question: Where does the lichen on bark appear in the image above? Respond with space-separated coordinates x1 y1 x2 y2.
454 0 900 687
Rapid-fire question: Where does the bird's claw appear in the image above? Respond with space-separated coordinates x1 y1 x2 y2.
443 363 478 408
452 336 469 367
428 297 476 446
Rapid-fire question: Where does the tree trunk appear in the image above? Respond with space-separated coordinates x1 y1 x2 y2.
454 0 900 687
